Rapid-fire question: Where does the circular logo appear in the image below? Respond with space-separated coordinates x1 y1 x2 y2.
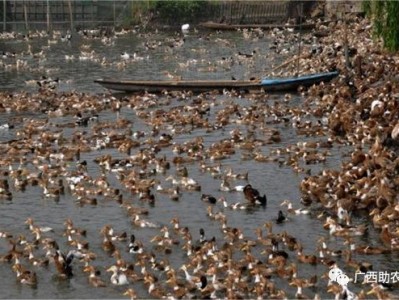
328 267 343 282
328 267 351 287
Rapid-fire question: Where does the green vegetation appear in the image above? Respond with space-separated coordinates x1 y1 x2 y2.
127 1 207 26
364 0 399 51
129 1 153 25
153 0 204 24
361 0 371 15
384 1 399 51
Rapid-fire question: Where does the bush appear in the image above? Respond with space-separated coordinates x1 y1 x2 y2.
153 1 203 24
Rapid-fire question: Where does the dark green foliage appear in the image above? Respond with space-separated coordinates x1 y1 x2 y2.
364 0 399 51
373 0 385 37
384 1 399 51
154 1 203 24
362 0 371 16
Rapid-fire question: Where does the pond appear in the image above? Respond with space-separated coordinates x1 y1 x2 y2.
0 26 397 299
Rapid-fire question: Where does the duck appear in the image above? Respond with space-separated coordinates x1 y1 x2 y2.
181 23 190 33
199 228 208 244
102 234 116 253
237 49 257 59
150 226 180 248
327 284 350 300
289 278 310 299
243 184 267 206
75 195 98 206
25 244 49 267
224 167 249 180
25 217 53 233
200 162 222 176
66 229 90 250
264 243 289 261
170 217 181 232
100 225 127 242
296 244 318 265
317 237 342 259
0 122 14 130
337 205 351 225
324 217 368 237
0 230 13 239
128 234 144 254
122 202 149 216
180 264 204 289
83 265 107 287
64 30 72 41
206 205 226 221
74 112 97 127
144 273 167 298
275 210 287 224
219 178 245 192
165 271 193 298
181 176 201 190
132 214 159 228
107 265 129 285
344 237 391 255
132 52 148 61
53 249 78 278
123 288 138 300
280 200 310 214
156 184 179 195
218 196 247 210
121 52 130 60
12 264 38 286
380 224 395 247
366 282 396 299
220 217 244 243
36 76 59 90
201 194 217 204
64 218 86 236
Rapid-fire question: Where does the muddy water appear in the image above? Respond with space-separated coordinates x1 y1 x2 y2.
0 28 397 299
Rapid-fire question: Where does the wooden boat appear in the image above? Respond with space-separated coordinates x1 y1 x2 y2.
260 71 338 91
94 71 338 93
199 21 322 31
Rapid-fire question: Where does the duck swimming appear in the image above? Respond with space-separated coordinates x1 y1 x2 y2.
83 266 106 287
1 16 399 300
53 248 81 278
275 210 287 224
36 76 59 90
12 264 38 287
107 265 129 285
243 184 267 206
201 194 217 204
121 52 130 60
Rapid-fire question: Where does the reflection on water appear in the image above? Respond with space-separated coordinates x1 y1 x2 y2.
0 28 398 299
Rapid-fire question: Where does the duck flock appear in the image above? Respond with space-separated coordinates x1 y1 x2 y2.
1 15 399 299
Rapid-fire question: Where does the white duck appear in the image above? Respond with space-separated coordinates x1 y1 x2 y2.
107 265 129 285
181 23 190 33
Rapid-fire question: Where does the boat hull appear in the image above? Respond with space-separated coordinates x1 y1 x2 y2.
260 71 339 91
94 71 338 93
199 21 323 31
94 80 260 93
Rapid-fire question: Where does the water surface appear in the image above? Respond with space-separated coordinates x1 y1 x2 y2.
0 27 397 299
